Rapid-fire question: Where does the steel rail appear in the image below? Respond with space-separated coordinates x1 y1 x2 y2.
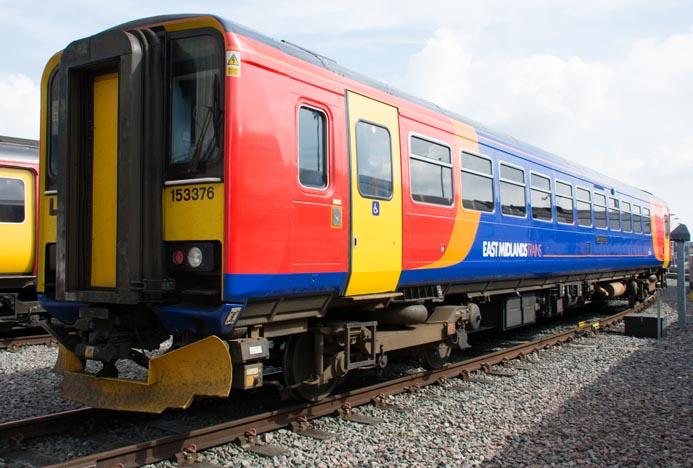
0 408 109 446
0 333 55 350
18 296 653 467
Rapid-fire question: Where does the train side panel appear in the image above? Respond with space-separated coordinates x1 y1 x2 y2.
223 33 350 301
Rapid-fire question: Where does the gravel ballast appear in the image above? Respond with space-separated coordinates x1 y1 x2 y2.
1 289 691 468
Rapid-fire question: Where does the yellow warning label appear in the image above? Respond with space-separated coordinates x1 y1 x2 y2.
226 51 241 77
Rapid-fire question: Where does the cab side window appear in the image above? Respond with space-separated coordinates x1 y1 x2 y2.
298 106 328 189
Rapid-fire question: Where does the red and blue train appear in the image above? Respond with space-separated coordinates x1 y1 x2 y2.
37 14 670 413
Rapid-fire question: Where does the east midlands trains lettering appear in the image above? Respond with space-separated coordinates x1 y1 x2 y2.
482 241 543 258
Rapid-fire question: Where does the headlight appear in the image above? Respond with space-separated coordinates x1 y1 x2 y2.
187 247 203 268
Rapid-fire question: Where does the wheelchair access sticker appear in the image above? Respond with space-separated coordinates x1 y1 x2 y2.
372 201 380 216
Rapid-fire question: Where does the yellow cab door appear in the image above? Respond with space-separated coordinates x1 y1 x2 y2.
0 167 35 274
344 91 402 296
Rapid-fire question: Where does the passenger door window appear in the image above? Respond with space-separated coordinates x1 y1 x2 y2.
356 121 392 199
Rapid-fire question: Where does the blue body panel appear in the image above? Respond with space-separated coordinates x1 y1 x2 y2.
223 272 347 303
38 295 85 324
156 303 242 336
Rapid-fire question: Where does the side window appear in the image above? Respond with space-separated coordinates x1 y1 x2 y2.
556 181 574 225
461 151 494 212
622 201 632 232
409 136 453 206
576 187 592 227
0 178 25 223
356 121 392 199
594 193 607 229
530 173 552 221
609 197 621 231
499 163 526 217
633 205 642 234
298 106 328 189
643 207 652 235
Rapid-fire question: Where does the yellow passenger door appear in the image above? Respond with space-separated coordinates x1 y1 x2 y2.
344 91 402 296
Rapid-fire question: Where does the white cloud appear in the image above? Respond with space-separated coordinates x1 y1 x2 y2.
397 28 693 227
0 74 40 140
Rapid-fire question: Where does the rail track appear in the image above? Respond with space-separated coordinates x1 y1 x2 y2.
0 328 54 351
0 296 655 467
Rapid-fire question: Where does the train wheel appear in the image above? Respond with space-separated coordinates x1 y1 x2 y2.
283 333 337 401
419 342 451 369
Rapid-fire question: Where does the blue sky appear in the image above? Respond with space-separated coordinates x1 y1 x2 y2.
1 0 692 227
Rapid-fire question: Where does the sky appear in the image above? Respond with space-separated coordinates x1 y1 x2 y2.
1 0 692 228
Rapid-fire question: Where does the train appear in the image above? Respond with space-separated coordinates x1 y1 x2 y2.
0 136 43 332
37 14 670 413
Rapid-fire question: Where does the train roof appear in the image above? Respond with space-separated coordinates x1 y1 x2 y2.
108 14 660 203
0 135 39 165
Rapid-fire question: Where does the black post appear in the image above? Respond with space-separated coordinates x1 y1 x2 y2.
671 224 690 327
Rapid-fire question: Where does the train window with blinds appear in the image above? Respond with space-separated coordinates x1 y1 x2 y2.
555 181 574 224
499 163 526 217
298 106 328 189
643 207 652 234
461 151 494 212
409 136 453 206
0 178 25 223
168 33 224 179
609 197 621 231
576 187 592 227
622 201 632 232
356 121 392 199
594 193 607 229
530 173 552 221
633 205 643 234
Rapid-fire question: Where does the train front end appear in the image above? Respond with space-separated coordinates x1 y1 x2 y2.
38 16 238 413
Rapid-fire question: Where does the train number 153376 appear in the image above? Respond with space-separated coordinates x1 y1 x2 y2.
170 186 215 203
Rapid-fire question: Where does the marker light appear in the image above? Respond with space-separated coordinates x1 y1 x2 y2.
187 246 203 268
172 249 185 266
